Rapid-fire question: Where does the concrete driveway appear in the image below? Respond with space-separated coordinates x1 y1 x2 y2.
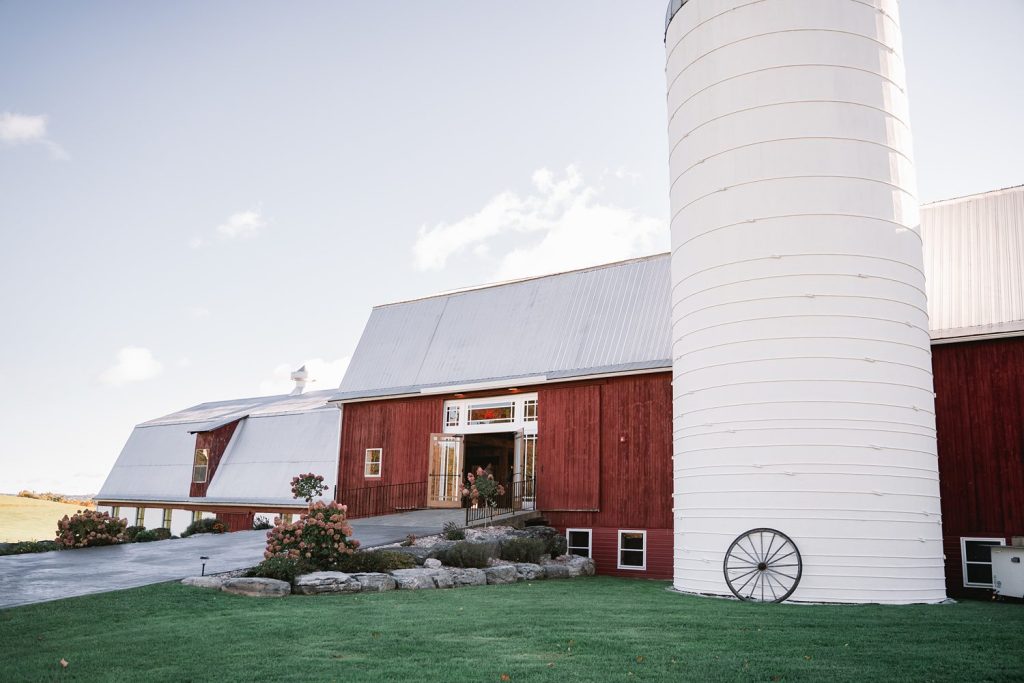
0 508 466 609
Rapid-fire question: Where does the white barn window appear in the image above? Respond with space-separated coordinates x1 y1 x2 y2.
961 537 1006 588
618 530 646 570
567 529 592 558
192 448 209 483
365 448 383 478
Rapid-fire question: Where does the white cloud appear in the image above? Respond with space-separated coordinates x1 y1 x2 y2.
0 112 69 159
412 165 667 279
188 306 211 319
100 347 163 386
216 209 266 239
258 357 351 396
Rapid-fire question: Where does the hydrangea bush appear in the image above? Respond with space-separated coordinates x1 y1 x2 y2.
56 510 127 548
290 472 328 506
264 501 360 570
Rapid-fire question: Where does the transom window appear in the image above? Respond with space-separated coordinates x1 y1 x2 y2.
365 448 383 478
567 529 592 558
523 399 538 422
961 537 1006 588
468 401 515 425
444 405 460 427
192 448 210 483
618 530 647 570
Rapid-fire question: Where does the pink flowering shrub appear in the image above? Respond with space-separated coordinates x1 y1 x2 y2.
290 472 327 506
263 501 360 570
56 509 127 548
461 467 506 508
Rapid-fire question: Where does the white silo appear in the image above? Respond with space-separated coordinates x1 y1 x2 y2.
665 0 945 603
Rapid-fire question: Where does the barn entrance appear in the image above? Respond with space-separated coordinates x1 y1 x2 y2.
463 433 515 484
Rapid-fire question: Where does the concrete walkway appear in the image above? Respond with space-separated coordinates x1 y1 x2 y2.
0 508 466 609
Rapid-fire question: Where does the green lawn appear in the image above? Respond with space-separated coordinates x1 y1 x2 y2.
1 577 1021 682
0 494 89 543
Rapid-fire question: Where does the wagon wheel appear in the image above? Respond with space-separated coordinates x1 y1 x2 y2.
723 528 802 603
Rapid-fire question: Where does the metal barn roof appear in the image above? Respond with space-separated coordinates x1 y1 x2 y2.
922 184 1024 341
96 390 340 507
334 254 674 401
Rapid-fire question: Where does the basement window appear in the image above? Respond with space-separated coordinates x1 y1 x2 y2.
365 448 383 478
961 537 1006 588
135 508 145 527
567 529 592 558
192 448 210 483
618 530 647 570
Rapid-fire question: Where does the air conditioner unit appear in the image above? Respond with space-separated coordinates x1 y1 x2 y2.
992 546 1024 599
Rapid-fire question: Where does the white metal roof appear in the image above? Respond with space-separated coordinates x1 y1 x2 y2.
97 390 340 507
922 185 1024 341
335 254 674 400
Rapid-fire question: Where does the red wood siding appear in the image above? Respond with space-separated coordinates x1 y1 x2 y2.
933 336 1024 597
543 522 673 580
537 384 601 511
189 420 240 497
338 395 444 515
216 511 255 532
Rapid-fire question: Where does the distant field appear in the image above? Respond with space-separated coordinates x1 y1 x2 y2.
0 494 91 543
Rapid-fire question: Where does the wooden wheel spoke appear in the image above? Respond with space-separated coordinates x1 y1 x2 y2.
724 529 802 604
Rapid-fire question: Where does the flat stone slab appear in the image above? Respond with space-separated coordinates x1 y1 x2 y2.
351 572 396 592
294 571 361 595
448 568 486 587
483 565 518 585
180 576 224 590
514 563 544 581
389 568 436 590
221 577 290 597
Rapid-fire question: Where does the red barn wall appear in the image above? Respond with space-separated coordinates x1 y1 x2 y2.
189 420 240 498
932 336 1024 598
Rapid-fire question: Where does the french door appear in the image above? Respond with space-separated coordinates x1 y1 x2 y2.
428 434 463 508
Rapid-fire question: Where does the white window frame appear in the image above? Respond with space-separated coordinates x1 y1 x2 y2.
192 448 209 483
617 529 647 571
364 448 383 478
442 393 538 435
444 405 460 428
523 399 538 422
566 528 592 558
961 537 1006 588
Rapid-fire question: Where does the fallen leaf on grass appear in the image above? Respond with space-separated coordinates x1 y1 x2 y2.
636 656 645 663
500 674 511 681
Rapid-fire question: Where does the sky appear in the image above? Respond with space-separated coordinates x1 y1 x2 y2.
1 1 1021 494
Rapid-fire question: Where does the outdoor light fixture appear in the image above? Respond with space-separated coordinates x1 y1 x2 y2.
200 556 209 576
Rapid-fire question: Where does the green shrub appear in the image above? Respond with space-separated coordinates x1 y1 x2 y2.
245 556 316 583
500 537 545 564
442 520 465 541
546 535 568 558
123 526 146 542
335 550 416 573
264 501 360 570
134 529 159 542
151 527 172 541
56 510 126 548
252 515 273 530
181 518 229 538
0 540 60 556
440 541 495 568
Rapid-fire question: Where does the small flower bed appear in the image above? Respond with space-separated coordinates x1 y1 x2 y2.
264 501 360 570
56 510 127 548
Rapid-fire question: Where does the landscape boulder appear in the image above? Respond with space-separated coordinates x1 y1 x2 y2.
566 556 596 577
513 563 544 581
448 568 487 587
351 572 397 592
483 565 518 585
390 568 437 590
293 571 362 595
181 576 224 590
423 558 442 569
542 564 572 580
220 577 290 597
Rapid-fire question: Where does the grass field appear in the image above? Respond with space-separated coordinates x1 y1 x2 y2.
0 494 90 543
1 577 1022 682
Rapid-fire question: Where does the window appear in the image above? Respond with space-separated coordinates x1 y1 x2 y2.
961 537 1006 587
618 530 647 570
192 448 210 483
135 508 145 527
523 399 538 422
111 506 121 519
365 448 383 478
567 529 592 558
444 405 460 427
468 401 515 425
